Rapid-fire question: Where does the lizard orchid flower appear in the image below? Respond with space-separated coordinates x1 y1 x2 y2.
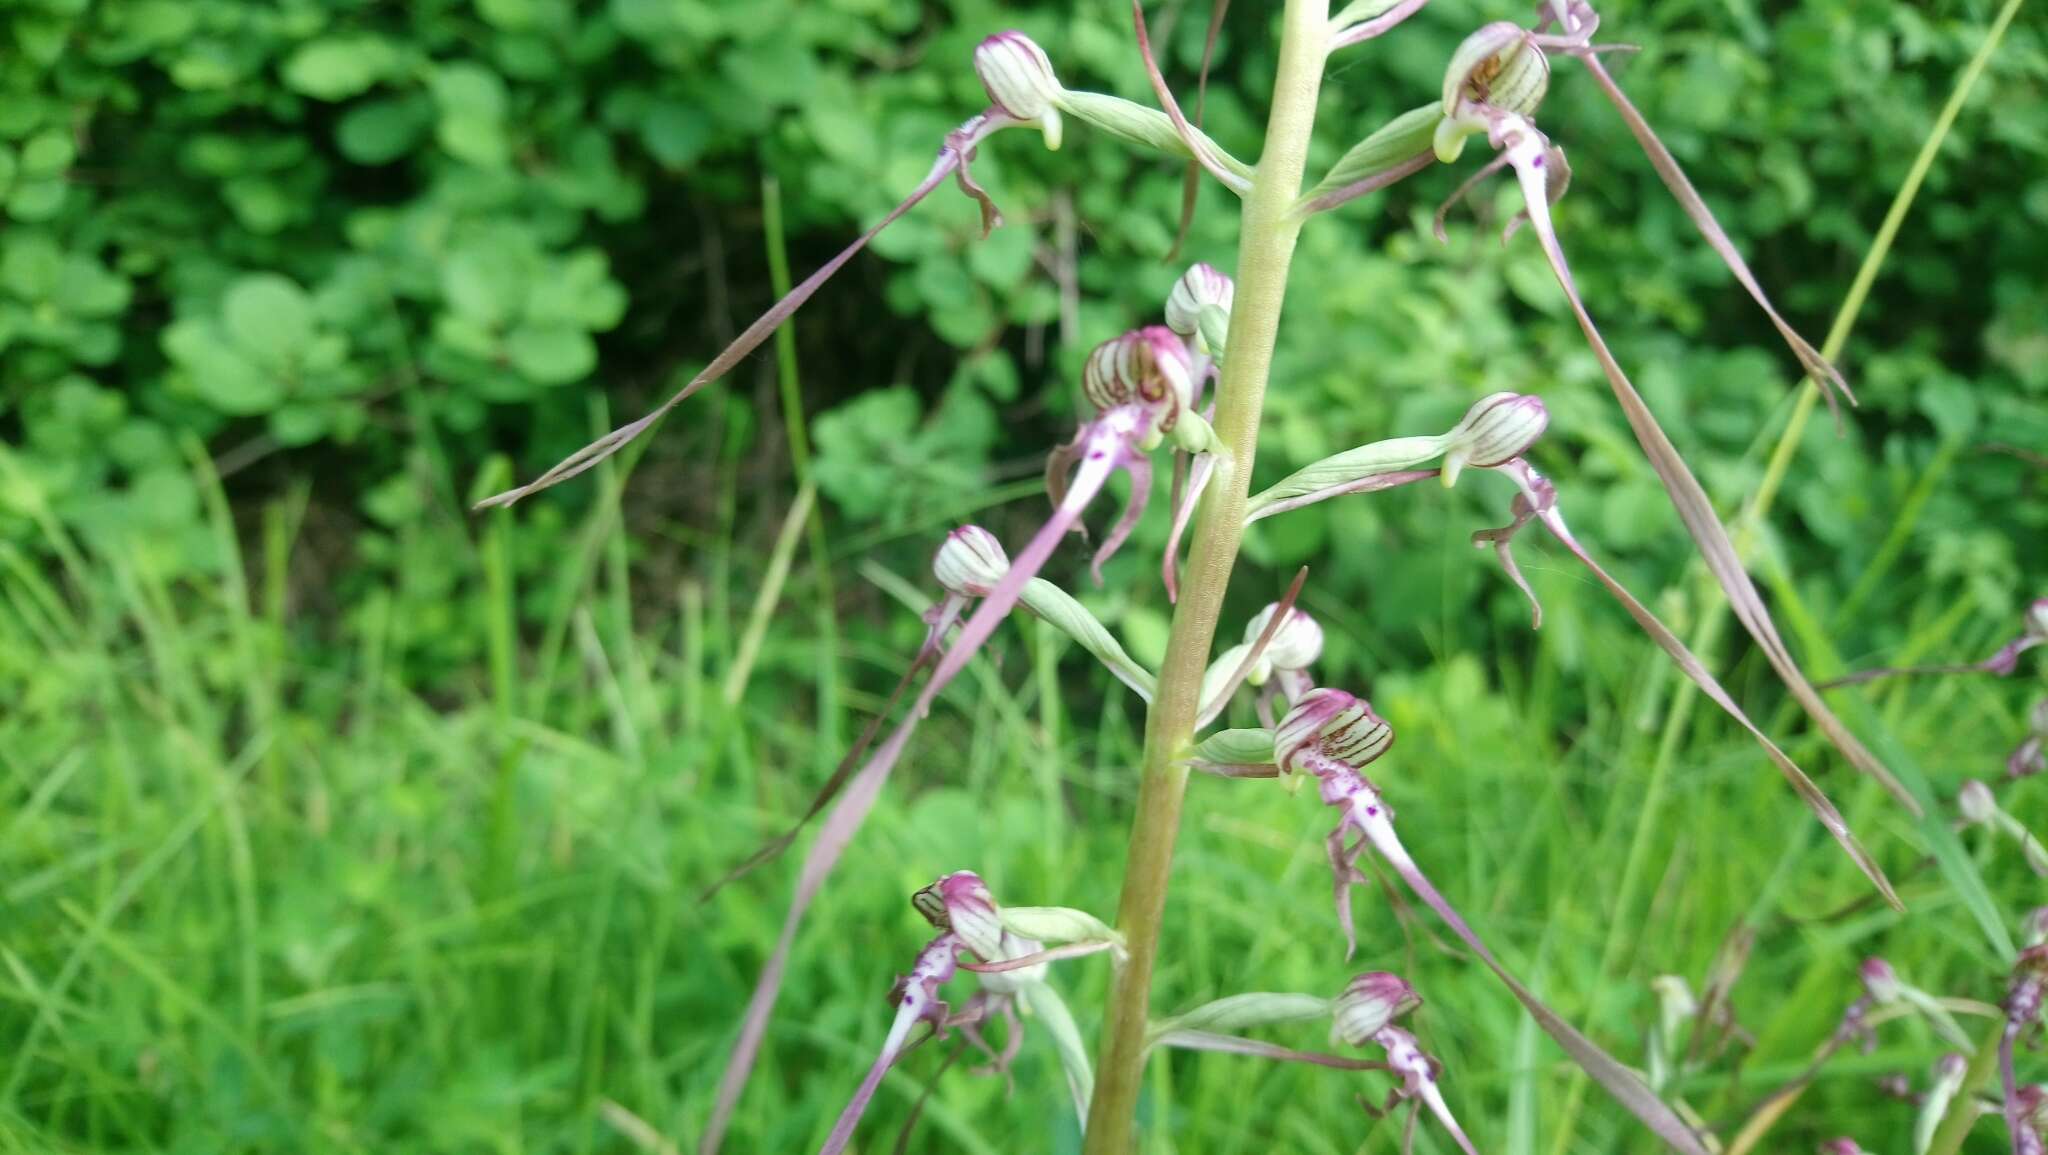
1048 325 1215 585
1160 263 1235 601
710 506 1154 1147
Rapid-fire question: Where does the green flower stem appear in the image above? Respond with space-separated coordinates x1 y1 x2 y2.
1080 3 1329 1149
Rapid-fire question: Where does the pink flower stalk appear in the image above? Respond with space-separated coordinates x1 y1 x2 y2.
819 932 960 1155
1371 1025 1480 1155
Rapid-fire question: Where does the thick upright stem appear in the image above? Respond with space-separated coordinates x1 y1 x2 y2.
1081 5 1328 1149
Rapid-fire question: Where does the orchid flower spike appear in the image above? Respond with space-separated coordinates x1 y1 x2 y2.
1958 779 2048 875
1369 1026 1480 1155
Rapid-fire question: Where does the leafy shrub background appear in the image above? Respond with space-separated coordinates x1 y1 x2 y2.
2 0 2045 1150
5 0 2042 647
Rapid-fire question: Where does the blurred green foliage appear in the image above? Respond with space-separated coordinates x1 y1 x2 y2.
2 0 2046 1150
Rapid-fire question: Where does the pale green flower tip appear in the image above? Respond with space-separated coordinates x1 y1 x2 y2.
1432 116 1472 164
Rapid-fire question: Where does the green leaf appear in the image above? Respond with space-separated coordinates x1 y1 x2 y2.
223 274 316 365
431 64 511 167
282 37 394 101
165 321 283 415
442 246 525 328
504 324 595 384
640 101 710 169
20 130 74 177
337 98 430 165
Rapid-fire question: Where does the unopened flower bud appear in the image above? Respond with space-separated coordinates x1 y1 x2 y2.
2029 596 2048 638
1860 958 1902 1005
933 525 1009 597
1082 326 1196 437
1959 779 1997 826
1165 262 1234 341
1933 1052 1968 1083
1275 688 1393 774
1243 603 1322 685
912 871 1005 960
1331 971 1421 1046
974 32 1065 148
2031 699 2048 736
2025 906 2048 948
1442 392 1549 486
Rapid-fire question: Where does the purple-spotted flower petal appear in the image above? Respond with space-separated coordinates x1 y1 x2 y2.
819 933 960 1155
